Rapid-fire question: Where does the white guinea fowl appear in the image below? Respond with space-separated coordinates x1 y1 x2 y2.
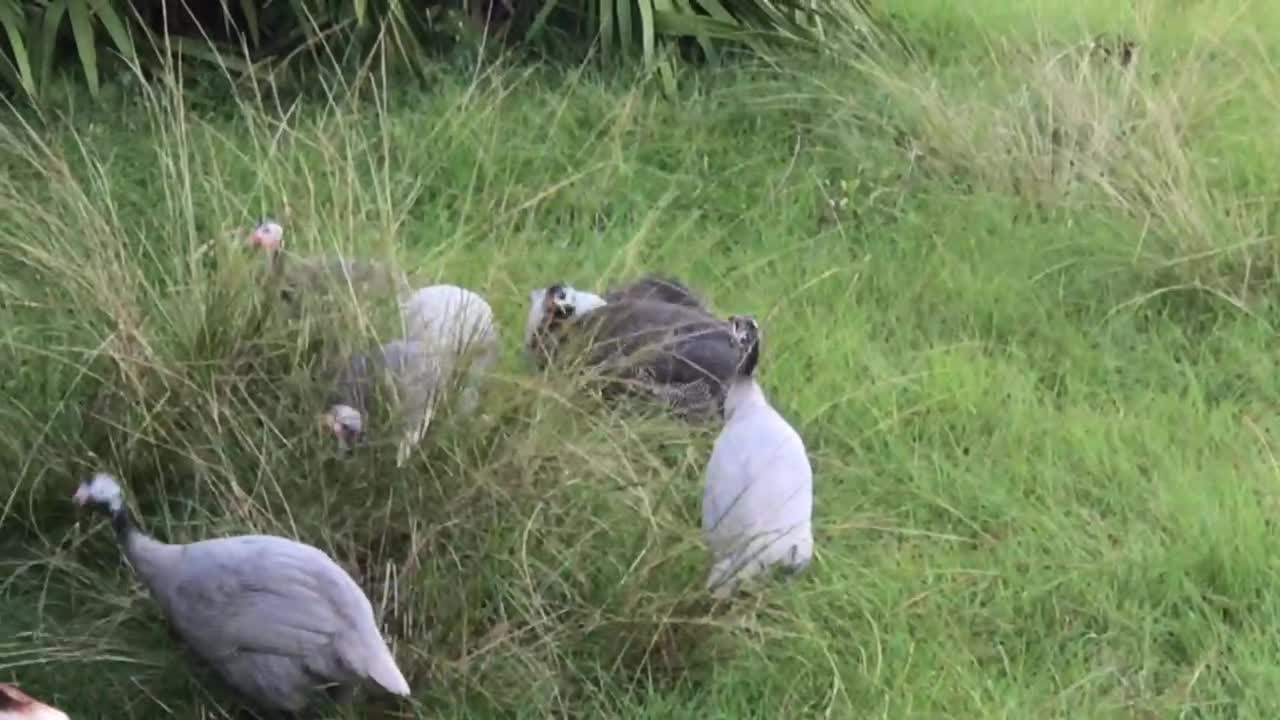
0 684 68 720
398 283 501 418
71 473 411 715
702 315 814 598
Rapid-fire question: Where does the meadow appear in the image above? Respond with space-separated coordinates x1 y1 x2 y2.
4 1 1280 717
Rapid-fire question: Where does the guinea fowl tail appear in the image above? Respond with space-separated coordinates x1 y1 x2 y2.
366 647 412 697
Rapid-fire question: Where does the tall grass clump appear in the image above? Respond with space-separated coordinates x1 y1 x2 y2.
0 59 845 717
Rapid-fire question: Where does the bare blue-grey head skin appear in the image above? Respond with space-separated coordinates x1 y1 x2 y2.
525 281 744 421
326 338 440 466
701 315 815 598
71 472 411 715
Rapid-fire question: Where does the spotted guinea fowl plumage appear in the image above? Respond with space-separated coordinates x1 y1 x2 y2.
247 219 413 308
525 280 740 419
603 275 709 310
326 338 439 467
71 473 411 715
322 283 499 466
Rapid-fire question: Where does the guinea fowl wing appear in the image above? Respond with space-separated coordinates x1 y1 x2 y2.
165 536 381 683
655 323 739 385
604 276 708 310
578 301 724 371
378 340 440 465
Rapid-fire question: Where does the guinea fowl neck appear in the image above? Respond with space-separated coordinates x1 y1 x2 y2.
109 501 135 541
109 502 179 590
268 247 287 275
723 377 767 421
722 334 764 420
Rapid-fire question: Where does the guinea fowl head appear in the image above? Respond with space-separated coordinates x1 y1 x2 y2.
72 472 125 514
0 684 70 720
727 314 761 378
247 218 284 254
524 283 607 352
322 404 364 454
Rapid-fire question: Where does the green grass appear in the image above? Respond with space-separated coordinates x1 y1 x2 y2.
4 2 1280 717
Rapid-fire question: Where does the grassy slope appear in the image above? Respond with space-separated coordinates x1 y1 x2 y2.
4 1 1280 717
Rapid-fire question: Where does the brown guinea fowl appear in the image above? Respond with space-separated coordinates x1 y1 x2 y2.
247 219 413 308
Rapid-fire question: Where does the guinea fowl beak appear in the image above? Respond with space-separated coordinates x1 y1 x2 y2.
71 486 88 506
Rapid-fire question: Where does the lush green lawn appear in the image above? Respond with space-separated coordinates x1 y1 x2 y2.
4 2 1280 718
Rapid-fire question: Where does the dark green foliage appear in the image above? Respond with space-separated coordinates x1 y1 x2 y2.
0 0 848 102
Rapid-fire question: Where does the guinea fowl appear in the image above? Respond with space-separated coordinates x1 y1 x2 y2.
324 338 439 468
398 283 501 417
603 275 709 310
0 684 69 720
702 315 814 598
247 219 413 307
71 473 411 716
523 282 741 419
523 284 606 359
324 283 500 467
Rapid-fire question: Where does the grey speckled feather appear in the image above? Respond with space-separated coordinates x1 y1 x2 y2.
603 275 709 311
73 474 410 715
247 219 413 311
159 535 409 711
270 251 413 307
329 339 439 465
541 298 742 420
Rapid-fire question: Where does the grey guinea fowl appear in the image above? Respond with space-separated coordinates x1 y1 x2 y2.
702 316 814 598
524 282 741 420
0 684 69 720
323 338 439 467
71 473 411 716
247 219 413 308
